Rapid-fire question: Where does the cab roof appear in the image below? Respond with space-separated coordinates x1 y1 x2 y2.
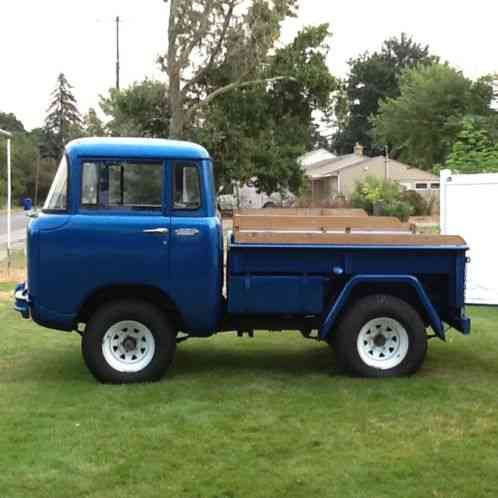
65 137 210 160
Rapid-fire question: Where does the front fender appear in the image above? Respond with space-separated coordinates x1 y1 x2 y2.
319 274 444 340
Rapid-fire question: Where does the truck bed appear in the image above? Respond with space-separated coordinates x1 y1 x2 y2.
232 214 466 247
227 215 468 319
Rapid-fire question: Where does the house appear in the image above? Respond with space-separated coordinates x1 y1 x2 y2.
303 144 440 204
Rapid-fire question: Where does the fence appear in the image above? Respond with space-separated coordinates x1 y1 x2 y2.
440 169 498 305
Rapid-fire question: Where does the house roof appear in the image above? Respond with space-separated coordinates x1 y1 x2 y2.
307 154 368 179
307 154 438 181
298 148 336 170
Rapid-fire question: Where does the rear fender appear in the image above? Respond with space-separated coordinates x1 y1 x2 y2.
319 274 444 340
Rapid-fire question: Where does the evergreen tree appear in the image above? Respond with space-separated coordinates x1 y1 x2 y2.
44 73 83 158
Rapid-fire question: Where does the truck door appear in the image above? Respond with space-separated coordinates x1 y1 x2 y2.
37 158 171 318
167 159 223 335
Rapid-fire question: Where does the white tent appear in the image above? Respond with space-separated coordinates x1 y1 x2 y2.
440 169 498 305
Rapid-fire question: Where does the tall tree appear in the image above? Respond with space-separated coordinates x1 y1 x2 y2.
160 0 297 138
372 64 495 169
44 73 83 158
332 33 437 155
100 80 170 137
194 24 336 194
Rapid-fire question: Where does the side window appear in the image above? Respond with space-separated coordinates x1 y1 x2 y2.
81 161 163 211
44 155 69 211
172 161 201 210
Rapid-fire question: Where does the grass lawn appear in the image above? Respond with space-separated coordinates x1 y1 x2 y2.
1 283 498 498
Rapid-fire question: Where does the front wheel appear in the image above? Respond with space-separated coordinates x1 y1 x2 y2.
334 294 427 377
82 300 176 384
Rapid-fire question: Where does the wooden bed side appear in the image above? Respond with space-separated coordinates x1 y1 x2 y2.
234 231 466 246
233 214 412 232
236 208 368 217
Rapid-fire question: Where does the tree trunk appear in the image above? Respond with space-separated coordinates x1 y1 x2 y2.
169 87 184 139
166 0 185 139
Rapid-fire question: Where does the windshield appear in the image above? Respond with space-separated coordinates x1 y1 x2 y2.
43 156 68 211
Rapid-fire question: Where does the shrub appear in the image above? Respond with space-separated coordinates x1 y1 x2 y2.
352 176 414 220
400 190 428 216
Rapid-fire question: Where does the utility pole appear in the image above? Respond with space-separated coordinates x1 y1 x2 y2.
34 149 41 208
116 16 120 90
384 145 390 180
0 128 12 273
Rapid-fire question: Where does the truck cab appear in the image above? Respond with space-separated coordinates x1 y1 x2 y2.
16 137 470 383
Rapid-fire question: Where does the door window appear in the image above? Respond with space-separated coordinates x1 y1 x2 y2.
172 162 201 210
81 160 163 211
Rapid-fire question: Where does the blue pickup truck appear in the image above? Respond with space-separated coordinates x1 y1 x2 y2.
15 138 470 383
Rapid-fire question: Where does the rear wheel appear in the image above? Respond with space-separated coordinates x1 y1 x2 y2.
334 294 427 377
82 300 176 384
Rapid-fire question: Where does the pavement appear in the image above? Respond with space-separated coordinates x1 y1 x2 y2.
0 211 28 253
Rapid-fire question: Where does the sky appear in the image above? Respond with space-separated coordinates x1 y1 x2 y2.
0 0 497 131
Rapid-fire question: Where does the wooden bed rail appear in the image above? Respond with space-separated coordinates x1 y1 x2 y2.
233 214 414 233
236 208 368 217
232 214 466 246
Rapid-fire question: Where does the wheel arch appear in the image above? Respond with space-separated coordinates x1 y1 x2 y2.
77 284 183 330
320 275 444 341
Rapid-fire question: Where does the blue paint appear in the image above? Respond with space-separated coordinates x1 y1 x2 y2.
16 137 470 343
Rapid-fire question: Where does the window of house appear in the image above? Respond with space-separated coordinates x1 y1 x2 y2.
172 161 201 210
430 183 440 190
415 183 428 190
81 161 163 211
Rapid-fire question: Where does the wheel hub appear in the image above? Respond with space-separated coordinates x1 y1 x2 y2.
373 334 387 348
102 320 156 373
122 336 137 352
356 317 410 370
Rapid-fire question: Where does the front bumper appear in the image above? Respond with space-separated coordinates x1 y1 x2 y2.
14 282 30 319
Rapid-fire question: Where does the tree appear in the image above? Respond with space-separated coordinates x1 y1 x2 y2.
100 80 170 137
445 115 498 173
332 33 437 155
372 64 494 169
0 112 25 133
44 73 83 158
160 0 297 138
192 24 336 194
83 108 106 137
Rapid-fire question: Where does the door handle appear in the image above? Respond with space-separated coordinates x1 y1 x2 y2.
143 228 169 235
175 228 199 237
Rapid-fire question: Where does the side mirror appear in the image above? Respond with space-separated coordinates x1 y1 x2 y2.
23 198 33 211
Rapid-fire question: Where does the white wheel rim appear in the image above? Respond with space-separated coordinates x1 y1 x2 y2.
356 317 409 370
102 320 155 373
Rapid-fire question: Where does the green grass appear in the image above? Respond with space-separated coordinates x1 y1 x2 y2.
1 282 498 498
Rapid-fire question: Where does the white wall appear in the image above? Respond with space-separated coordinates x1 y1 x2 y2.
440 169 498 305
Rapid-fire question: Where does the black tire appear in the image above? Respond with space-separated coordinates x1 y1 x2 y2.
82 299 176 384
333 294 427 378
